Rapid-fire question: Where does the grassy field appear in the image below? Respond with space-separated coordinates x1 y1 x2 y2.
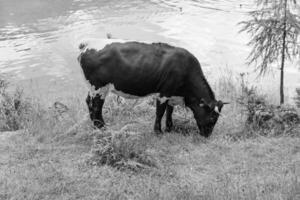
0 74 300 200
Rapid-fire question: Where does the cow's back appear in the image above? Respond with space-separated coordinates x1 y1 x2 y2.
79 41 200 97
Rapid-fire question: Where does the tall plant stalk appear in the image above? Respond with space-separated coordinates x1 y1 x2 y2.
280 0 287 104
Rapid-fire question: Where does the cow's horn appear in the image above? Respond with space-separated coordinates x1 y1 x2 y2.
214 106 220 114
223 102 230 105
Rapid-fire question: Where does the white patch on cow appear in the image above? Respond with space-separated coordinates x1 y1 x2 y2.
157 96 169 104
78 38 148 54
86 81 110 99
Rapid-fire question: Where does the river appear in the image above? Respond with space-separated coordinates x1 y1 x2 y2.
0 0 299 104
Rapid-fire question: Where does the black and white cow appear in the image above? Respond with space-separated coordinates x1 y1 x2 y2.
77 41 227 137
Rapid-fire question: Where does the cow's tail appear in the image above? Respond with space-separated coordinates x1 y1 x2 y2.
78 42 88 52
77 42 88 63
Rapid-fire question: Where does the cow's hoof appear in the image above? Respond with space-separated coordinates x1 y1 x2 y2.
154 129 163 135
165 126 173 132
94 121 105 129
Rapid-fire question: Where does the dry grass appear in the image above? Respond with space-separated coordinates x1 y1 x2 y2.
0 73 300 200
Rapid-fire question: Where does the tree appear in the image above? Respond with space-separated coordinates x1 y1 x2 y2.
239 0 300 104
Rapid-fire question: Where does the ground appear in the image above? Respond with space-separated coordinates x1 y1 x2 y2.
0 91 299 200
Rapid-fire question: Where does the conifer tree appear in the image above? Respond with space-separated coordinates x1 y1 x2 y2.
240 0 300 104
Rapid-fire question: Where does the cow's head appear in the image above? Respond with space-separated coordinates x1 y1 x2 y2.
191 100 228 137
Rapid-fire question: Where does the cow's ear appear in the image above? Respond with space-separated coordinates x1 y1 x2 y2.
217 101 224 112
199 102 213 112
199 98 205 107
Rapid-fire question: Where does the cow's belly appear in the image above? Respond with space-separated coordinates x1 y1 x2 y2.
110 84 148 99
87 82 184 106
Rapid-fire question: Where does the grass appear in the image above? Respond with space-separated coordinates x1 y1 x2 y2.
0 73 300 200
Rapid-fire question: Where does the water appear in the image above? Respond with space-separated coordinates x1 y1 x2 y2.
0 0 299 103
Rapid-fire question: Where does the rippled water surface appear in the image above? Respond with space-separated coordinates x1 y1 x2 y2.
0 0 299 102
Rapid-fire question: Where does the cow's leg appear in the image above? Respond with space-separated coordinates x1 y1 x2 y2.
165 104 174 132
86 93 105 128
154 99 167 134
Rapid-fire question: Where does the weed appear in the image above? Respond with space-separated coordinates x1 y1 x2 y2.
89 128 157 171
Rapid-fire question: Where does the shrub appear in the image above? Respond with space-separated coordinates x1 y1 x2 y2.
0 78 33 131
238 85 299 136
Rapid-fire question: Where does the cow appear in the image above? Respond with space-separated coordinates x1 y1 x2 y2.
77 41 227 137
